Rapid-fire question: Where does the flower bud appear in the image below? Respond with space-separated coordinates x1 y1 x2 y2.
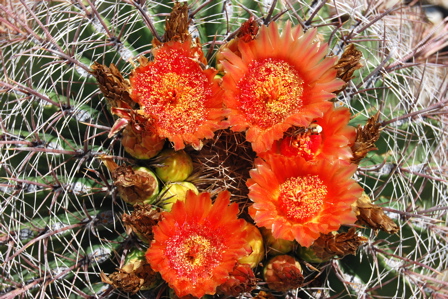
260 227 294 256
155 149 194 182
238 222 264 268
160 181 198 211
122 124 165 160
216 263 257 296
296 245 327 264
263 255 304 292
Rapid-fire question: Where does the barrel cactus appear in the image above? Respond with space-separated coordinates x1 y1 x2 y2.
0 0 447 298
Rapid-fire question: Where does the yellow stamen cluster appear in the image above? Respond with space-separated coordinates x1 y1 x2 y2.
278 175 327 222
165 228 224 280
238 58 304 129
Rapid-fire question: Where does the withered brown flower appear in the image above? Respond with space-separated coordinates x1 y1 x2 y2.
351 111 382 164
100 256 158 294
161 1 190 44
90 62 136 109
122 205 162 243
355 193 399 234
333 44 363 94
101 157 159 205
310 228 368 261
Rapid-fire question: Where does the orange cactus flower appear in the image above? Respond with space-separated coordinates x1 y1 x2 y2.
219 21 343 153
130 37 226 150
146 190 249 298
247 155 363 247
262 106 356 163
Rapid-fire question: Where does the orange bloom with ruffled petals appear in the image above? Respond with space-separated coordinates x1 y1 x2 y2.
262 106 356 163
220 21 343 153
248 155 363 247
146 190 249 298
130 38 226 150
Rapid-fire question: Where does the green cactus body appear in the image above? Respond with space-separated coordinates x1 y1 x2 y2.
0 0 447 298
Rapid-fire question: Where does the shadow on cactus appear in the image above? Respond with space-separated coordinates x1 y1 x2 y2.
1 0 447 298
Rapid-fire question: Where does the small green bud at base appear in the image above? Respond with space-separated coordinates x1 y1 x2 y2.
260 227 294 256
296 245 328 263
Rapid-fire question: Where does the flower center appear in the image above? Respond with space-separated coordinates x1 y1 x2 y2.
278 175 327 222
182 234 211 266
165 225 225 282
237 58 304 129
136 48 211 135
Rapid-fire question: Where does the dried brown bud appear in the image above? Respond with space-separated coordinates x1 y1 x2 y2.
333 44 363 93
216 263 257 296
113 166 159 205
253 291 277 299
100 269 142 294
355 193 399 234
100 252 158 294
310 228 368 261
351 111 382 164
90 62 136 109
101 157 159 205
122 205 162 243
162 2 190 43
263 255 304 292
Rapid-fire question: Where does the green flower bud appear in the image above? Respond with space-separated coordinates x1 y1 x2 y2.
155 149 194 182
260 227 294 256
160 181 198 211
296 245 327 263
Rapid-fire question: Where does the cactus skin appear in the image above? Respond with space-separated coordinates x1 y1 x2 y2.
0 0 447 298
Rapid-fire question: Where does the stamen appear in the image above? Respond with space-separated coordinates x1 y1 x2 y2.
278 175 327 222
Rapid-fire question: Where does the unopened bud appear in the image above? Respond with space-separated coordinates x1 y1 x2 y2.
216 263 257 296
260 227 294 256
122 124 165 160
160 181 198 211
238 223 264 268
155 149 194 182
263 255 304 292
